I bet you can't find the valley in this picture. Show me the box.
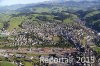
[0,0,100,66]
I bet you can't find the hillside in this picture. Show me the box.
[73,9,100,32]
[84,10,100,32]
[0,0,99,30]
[0,1,100,66]
[0,0,99,47]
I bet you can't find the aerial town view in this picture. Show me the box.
[0,0,100,66]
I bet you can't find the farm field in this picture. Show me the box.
[0,61,16,66]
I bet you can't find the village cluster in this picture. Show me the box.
[0,20,100,66]
[9,21,99,47]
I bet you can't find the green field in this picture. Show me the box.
[8,16,27,31]
[0,61,16,66]
[24,62,33,66]
[93,47,100,53]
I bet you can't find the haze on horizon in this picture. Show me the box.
[0,0,49,6]
[0,0,98,6]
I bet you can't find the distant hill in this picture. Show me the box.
[15,0,100,13]
[0,0,100,32]
[84,10,100,32]
[0,0,99,14]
